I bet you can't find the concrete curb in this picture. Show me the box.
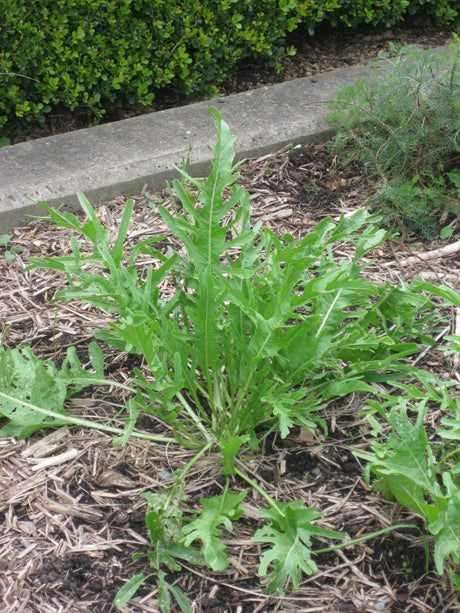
[3,38,452,233]
[0,62,383,233]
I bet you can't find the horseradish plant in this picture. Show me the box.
[1,108,459,609]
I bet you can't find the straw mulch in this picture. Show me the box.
[1,142,459,612]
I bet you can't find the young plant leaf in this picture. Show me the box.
[157,571,192,613]
[182,491,246,570]
[253,501,344,594]
[430,473,460,573]
[114,573,150,607]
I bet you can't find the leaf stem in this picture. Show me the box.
[234,466,285,518]
[313,523,430,571]
[164,441,214,508]
[0,390,176,444]
[176,391,215,443]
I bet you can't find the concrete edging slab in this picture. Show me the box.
[0,53,435,232]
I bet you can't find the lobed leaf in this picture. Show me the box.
[182,490,246,571]
[254,501,344,594]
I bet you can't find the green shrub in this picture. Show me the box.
[406,0,459,25]
[0,0,312,136]
[328,0,459,28]
[327,0,416,28]
[327,40,460,238]
[0,0,458,138]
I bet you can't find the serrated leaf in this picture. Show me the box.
[253,501,344,594]
[360,399,460,573]
[366,404,441,499]
[0,344,113,439]
[219,434,249,475]
[182,491,246,570]
[0,345,69,438]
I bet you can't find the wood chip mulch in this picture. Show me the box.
[1,142,459,612]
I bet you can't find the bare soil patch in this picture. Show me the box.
[1,140,459,612]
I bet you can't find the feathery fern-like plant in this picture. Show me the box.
[327,39,460,238]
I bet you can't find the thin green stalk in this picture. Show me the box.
[164,441,213,508]
[234,466,285,517]
[0,71,43,83]
[176,441,214,481]
[57,375,138,395]
[0,390,176,444]
[313,523,430,572]
[436,446,460,468]
[175,391,215,443]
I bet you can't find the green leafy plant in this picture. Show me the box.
[253,501,343,593]
[0,341,175,444]
[0,233,24,260]
[327,40,460,238]
[1,1,458,138]
[2,107,460,609]
[182,488,246,571]
[357,391,460,576]
[0,0,308,136]
[22,109,450,451]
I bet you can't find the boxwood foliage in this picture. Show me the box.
[0,0,458,137]
[326,0,459,28]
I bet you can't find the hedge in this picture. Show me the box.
[0,0,458,138]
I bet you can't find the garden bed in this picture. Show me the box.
[1,138,459,612]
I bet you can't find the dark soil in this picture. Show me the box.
[19,430,437,613]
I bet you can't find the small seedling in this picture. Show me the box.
[0,234,24,260]
[145,191,165,208]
